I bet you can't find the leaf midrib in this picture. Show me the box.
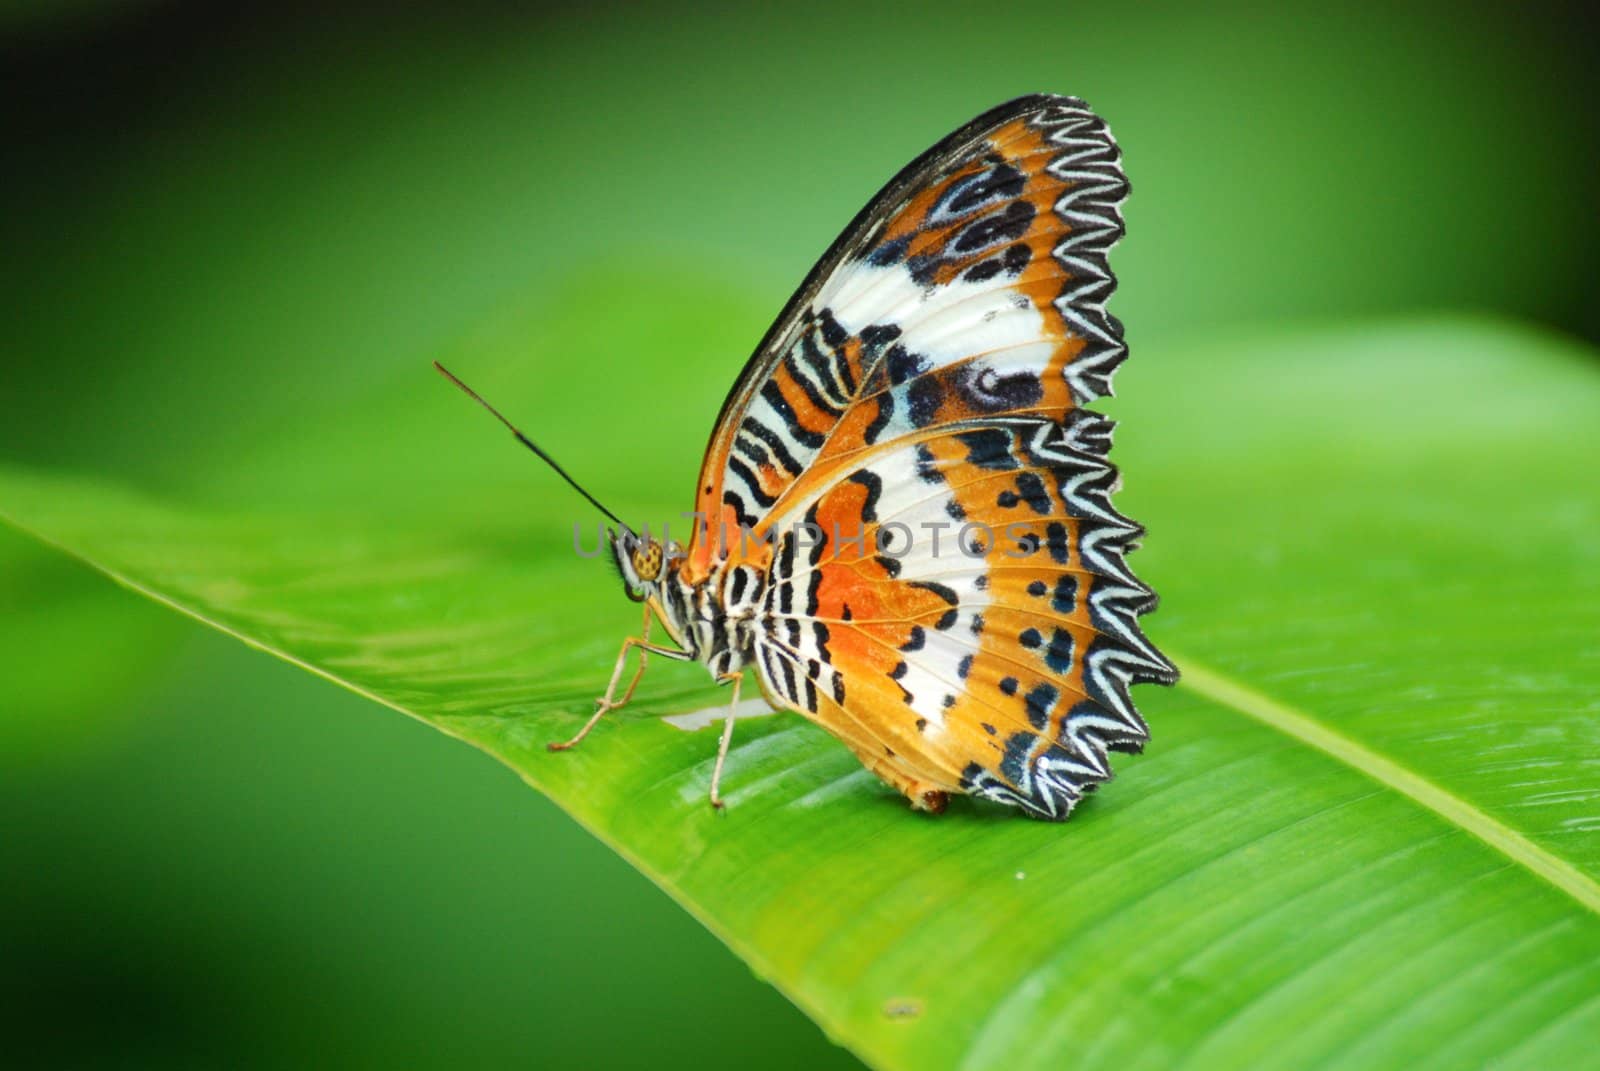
[1174,654,1600,916]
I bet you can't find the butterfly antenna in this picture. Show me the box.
[434,361,626,529]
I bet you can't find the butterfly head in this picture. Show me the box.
[609,526,681,604]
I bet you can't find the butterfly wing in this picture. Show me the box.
[685,94,1129,578]
[752,411,1176,819]
[690,94,1173,817]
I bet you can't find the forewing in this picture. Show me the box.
[686,95,1128,577]
[750,414,1177,820]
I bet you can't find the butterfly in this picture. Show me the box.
[439,94,1177,820]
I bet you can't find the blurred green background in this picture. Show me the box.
[2,1,1595,1066]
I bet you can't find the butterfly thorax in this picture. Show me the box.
[656,559,766,680]
[613,528,763,681]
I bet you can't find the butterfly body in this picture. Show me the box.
[548,94,1176,820]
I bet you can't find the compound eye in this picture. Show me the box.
[631,543,663,581]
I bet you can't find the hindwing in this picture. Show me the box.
[749,414,1175,818]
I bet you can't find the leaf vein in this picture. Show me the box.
[1174,653,1600,916]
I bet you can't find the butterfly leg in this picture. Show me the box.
[548,608,688,752]
[707,672,743,811]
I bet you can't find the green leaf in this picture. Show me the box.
[0,525,184,757]
[3,315,1598,1070]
